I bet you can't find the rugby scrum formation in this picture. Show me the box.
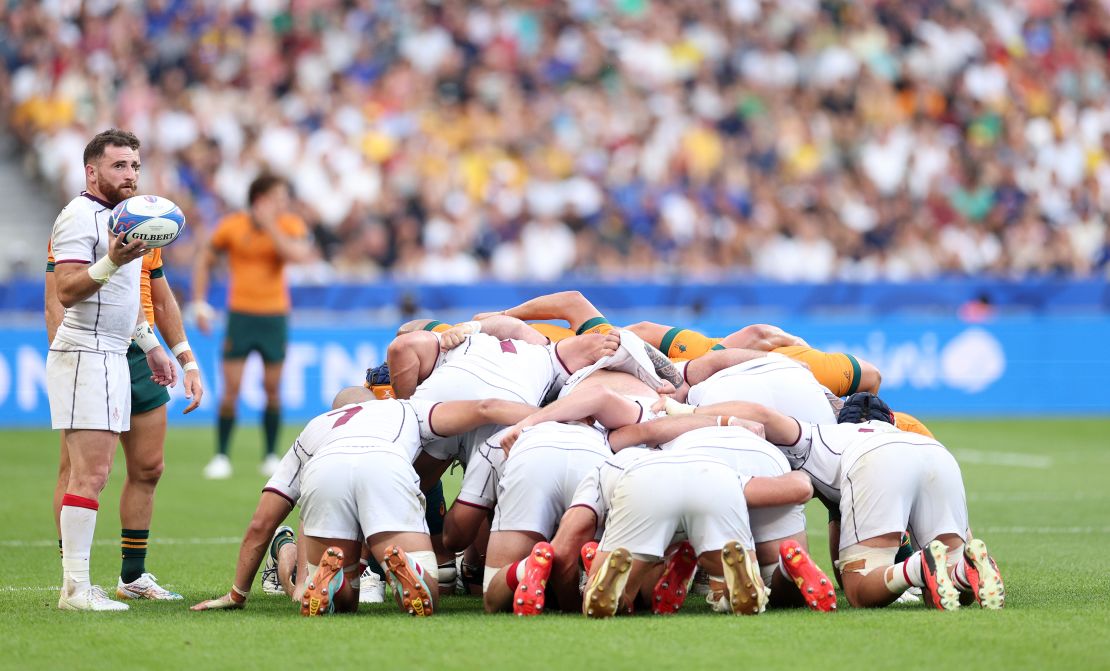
[191,290,1006,618]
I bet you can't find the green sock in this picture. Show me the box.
[894,532,913,564]
[217,415,235,456]
[263,408,281,457]
[121,529,149,583]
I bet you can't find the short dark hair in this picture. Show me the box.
[248,173,288,205]
[83,129,141,166]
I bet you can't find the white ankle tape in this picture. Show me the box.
[408,551,438,584]
[760,563,777,585]
[482,565,501,594]
[836,544,898,576]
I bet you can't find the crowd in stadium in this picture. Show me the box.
[5,0,1110,281]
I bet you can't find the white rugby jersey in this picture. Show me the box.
[686,355,836,424]
[413,333,557,406]
[779,420,940,503]
[50,193,142,353]
[660,425,791,486]
[263,398,437,504]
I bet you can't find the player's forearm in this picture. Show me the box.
[474,400,537,430]
[743,472,813,507]
[506,291,602,331]
[683,348,768,386]
[269,231,313,264]
[234,493,292,594]
[517,386,615,428]
[152,278,195,365]
[44,273,63,344]
[608,414,719,450]
[474,315,549,345]
[693,401,799,445]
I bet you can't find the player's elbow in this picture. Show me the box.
[857,359,882,394]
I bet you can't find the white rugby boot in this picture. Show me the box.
[59,584,129,611]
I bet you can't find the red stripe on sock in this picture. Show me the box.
[902,561,912,586]
[61,494,99,511]
[505,560,522,591]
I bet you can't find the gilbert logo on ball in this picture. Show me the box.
[110,195,186,248]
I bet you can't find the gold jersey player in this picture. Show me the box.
[193,174,312,479]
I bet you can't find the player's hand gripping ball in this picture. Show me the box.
[110,195,186,248]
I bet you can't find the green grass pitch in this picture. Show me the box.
[3,419,1109,670]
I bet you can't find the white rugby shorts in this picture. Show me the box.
[46,345,130,432]
[599,459,753,559]
[839,441,970,551]
[299,450,427,541]
[492,424,609,537]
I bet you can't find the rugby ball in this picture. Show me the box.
[110,195,186,248]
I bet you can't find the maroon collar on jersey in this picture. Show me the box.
[81,191,114,209]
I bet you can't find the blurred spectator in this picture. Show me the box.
[4,0,1110,282]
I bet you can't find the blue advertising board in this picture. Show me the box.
[0,315,1106,427]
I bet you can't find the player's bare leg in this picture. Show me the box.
[369,531,439,616]
[548,507,597,612]
[838,531,959,609]
[623,322,673,350]
[116,405,181,600]
[483,530,547,613]
[53,434,69,546]
[59,429,128,611]
[299,536,361,615]
[719,324,808,351]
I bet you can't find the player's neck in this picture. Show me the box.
[82,184,115,208]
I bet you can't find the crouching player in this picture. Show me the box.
[729,393,1005,610]
[191,387,535,616]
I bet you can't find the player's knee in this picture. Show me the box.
[128,459,165,486]
[72,465,113,495]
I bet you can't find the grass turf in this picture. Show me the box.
[3,419,1109,670]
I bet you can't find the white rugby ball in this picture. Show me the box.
[110,195,186,248]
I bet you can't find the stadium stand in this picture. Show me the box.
[3,0,1110,281]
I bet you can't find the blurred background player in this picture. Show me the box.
[193,174,311,479]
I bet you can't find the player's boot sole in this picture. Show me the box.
[963,538,1005,610]
[779,540,837,612]
[383,545,434,617]
[583,548,632,618]
[922,540,960,611]
[300,547,344,617]
[652,541,698,615]
[722,541,767,615]
[514,542,554,616]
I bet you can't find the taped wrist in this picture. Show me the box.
[664,397,695,415]
[87,256,119,285]
[132,321,160,353]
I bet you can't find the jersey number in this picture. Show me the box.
[327,406,363,428]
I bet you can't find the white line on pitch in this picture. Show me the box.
[968,492,1106,502]
[979,526,1110,534]
[0,536,241,548]
[953,450,1053,469]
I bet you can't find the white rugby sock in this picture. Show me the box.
[60,494,99,595]
[884,552,924,593]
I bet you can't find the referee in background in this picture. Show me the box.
[192,174,312,479]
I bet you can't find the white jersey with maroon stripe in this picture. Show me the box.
[413,333,557,407]
[687,355,836,425]
[263,398,436,504]
[781,419,908,503]
[50,193,142,353]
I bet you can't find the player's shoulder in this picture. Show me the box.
[56,193,108,225]
[215,211,249,231]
